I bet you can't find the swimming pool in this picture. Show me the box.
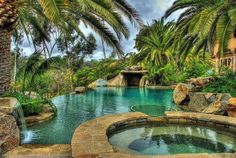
[25,87,175,144]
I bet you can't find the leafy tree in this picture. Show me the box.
[165,0,236,60]
[16,52,61,94]
[0,0,143,95]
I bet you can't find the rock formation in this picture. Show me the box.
[173,77,232,115]
[0,98,20,154]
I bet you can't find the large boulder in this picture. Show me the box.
[188,93,209,112]
[88,79,107,89]
[187,93,231,115]
[75,87,86,93]
[0,112,20,154]
[173,83,194,105]
[107,74,127,87]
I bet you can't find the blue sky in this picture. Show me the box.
[15,0,181,59]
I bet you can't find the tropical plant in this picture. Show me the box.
[202,70,236,96]
[74,58,128,86]
[16,52,61,94]
[165,0,236,60]
[0,0,143,95]
[133,19,176,67]
[132,18,214,85]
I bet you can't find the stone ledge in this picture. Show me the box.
[165,112,236,126]
[25,112,55,126]
[71,112,236,158]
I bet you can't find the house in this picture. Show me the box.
[213,37,236,73]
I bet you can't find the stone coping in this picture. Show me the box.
[165,112,236,127]
[25,112,55,126]
[72,112,236,158]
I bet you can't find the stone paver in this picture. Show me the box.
[3,144,71,158]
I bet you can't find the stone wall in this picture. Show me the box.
[0,98,20,155]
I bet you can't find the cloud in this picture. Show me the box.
[156,0,175,12]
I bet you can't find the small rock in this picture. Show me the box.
[75,87,86,93]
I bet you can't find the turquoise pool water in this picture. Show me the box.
[25,87,175,144]
[109,124,236,155]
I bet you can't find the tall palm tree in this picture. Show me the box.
[165,0,236,59]
[0,0,143,95]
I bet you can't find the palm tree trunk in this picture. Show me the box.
[0,30,12,95]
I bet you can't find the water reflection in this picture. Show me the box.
[109,124,236,155]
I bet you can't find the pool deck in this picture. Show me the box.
[3,144,71,158]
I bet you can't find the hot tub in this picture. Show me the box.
[109,124,236,155]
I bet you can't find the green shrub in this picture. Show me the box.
[21,102,43,117]
[3,92,56,117]
[202,71,236,96]
[74,59,128,86]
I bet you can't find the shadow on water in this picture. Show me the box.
[128,134,235,154]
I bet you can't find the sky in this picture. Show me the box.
[15,0,181,59]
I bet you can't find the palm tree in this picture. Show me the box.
[0,0,143,95]
[133,19,176,68]
[165,0,236,59]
